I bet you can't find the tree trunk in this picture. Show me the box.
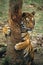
[6,0,23,65]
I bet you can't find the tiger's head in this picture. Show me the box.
[22,11,35,31]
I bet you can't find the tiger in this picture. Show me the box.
[14,11,35,65]
[2,11,35,65]
[2,24,11,38]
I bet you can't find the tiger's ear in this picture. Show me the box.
[22,13,26,17]
[31,11,35,16]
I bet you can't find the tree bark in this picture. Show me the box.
[6,0,23,65]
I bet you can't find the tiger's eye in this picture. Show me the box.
[32,17,34,21]
[26,17,29,21]
[32,17,35,25]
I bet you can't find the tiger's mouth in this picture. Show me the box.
[26,28,33,31]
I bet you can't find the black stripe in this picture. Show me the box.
[22,33,27,39]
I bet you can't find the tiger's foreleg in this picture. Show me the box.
[15,38,30,50]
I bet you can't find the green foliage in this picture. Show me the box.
[2,57,11,65]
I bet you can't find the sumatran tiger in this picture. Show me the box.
[14,11,35,65]
[2,11,35,65]
[2,24,11,38]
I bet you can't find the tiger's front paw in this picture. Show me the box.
[14,44,19,50]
